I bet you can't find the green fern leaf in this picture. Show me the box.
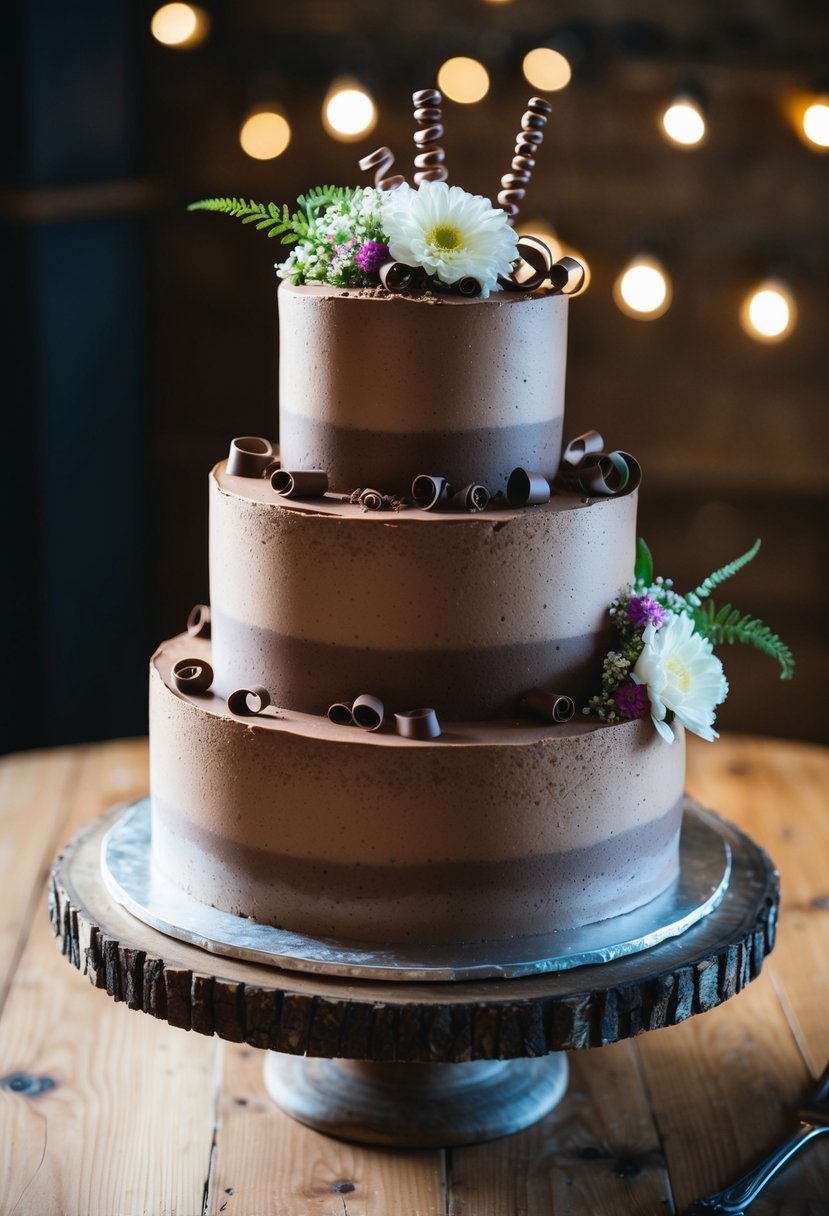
[692,600,794,679]
[634,538,653,586]
[690,539,762,602]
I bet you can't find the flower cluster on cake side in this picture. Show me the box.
[584,538,794,744]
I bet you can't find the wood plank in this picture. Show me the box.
[205,1042,446,1216]
[0,739,221,1216]
[636,971,829,1214]
[449,1041,673,1215]
[687,736,829,1074]
[0,747,80,1009]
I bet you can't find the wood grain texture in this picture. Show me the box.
[206,1042,446,1216]
[0,740,220,1216]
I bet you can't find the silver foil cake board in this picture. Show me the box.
[100,798,732,983]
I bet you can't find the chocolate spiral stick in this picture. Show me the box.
[412,88,448,184]
[498,96,553,223]
[358,145,406,191]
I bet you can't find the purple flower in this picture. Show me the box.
[356,240,390,274]
[628,595,668,630]
[613,681,649,720]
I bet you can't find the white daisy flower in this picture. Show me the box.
[632,613,729,744]
[381,180,519,297]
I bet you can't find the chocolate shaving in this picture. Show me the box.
[226,436,274,478]
[327,702,353,726]
[349,488,408,512]
[186,604,211,639]
[451,483,490,512]
[271,469,329,499]
[412,88,448,184]
[557,433,642,497]
[227,686,271,716]
[379,261,419,293]
[549,255,585,296]
[395,708,441,740]
[506,468,551,507]
[411,474,453,510]
[352,694,384,731]
[522,689,575,723]
[173,659,214,695]
[358,145,406,191]
[498,97,552,223]
[562,430,605,467]
[457,276,482,297]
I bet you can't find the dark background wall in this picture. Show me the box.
[3,0,827,752]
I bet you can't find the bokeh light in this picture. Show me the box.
[661,98,706,146]
[613,255,672,318]
[522,48,572,93]
[802,99,829,148]
[322,81,378,141]
[437,57,490,105]
[150,3,210,48]
[239,111,291,160]
[739,280,797,342]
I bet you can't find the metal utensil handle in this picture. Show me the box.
[691,1122,829,1213]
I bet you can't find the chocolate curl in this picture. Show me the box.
[227,686,271,716]
[358,145,406,191]
[498,97,552,222]
[450,483,490,512]
[358,488,385,511]
[549,255,586,296]
[352,694,384,731]
[506,467,551,507]
[227,436,274,478]
[412,88,448,184]
[508,236,553,291]
[173,658,214,695]
[271,468,329,499]
[522,689,576,723]
[379,260,419,293]
[562,430,605,467]
[187,604,211,639]
[395,708,441,740]
[327,702,353,726]
[577,451,642,497]
[457,276,482,297]
[411,474,453,510]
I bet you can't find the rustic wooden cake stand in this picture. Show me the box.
[49,804,778,1148]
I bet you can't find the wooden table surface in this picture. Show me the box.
[0,735,827,1216]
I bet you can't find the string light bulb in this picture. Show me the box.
[437,57,490,104]
[802,96,829,149]
[660,88,707,147]
[613,254,672,319]
[150,3,210,48]
[322,79,378,141]
[739,279,797,343]
[522,47,572,92]
[239,110,291,161]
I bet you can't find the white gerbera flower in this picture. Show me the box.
[380,180,519,298]
[632,613,729,744]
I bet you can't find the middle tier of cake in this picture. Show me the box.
[209,464,637,720]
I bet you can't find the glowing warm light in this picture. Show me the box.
[322,81,377,141]
[437,57,490,105]
[661,98,706,146]
[522,48,572,93]
[239,111,291,161]
[613,256,671,319]
[150,3,209,48]
[802,99,829,148]
[739,280,797,342]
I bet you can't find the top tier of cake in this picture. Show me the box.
[278,283,568,495]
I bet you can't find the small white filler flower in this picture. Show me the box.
[381,180,519,297]
[633,612,729,744]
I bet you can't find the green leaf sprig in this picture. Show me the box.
[187,186,358,245]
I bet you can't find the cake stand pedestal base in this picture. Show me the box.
[263,1053,569,1147]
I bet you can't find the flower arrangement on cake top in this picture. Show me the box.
[585,539,794,743]
[189,89,584,301]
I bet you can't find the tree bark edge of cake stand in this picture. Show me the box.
[48,806,779,1062]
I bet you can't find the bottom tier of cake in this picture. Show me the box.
[149,635,686,947]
